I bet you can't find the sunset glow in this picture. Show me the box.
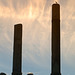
[28,5,39,20]
[29,5,33,19]
[54,0,59,3]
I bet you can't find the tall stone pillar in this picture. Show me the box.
[51,3,61,75]
[12,24,22,75]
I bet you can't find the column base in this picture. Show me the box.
[51,73,61,75]
[12,72,22,75]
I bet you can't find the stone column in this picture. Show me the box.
[12,24,22,75]
[51,3,61,75]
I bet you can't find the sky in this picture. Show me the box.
[0,0,75,75]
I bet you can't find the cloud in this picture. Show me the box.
[0,0,75,74]
[0,1,51,74]
[60,0,75,67]
[22,19,50,68]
